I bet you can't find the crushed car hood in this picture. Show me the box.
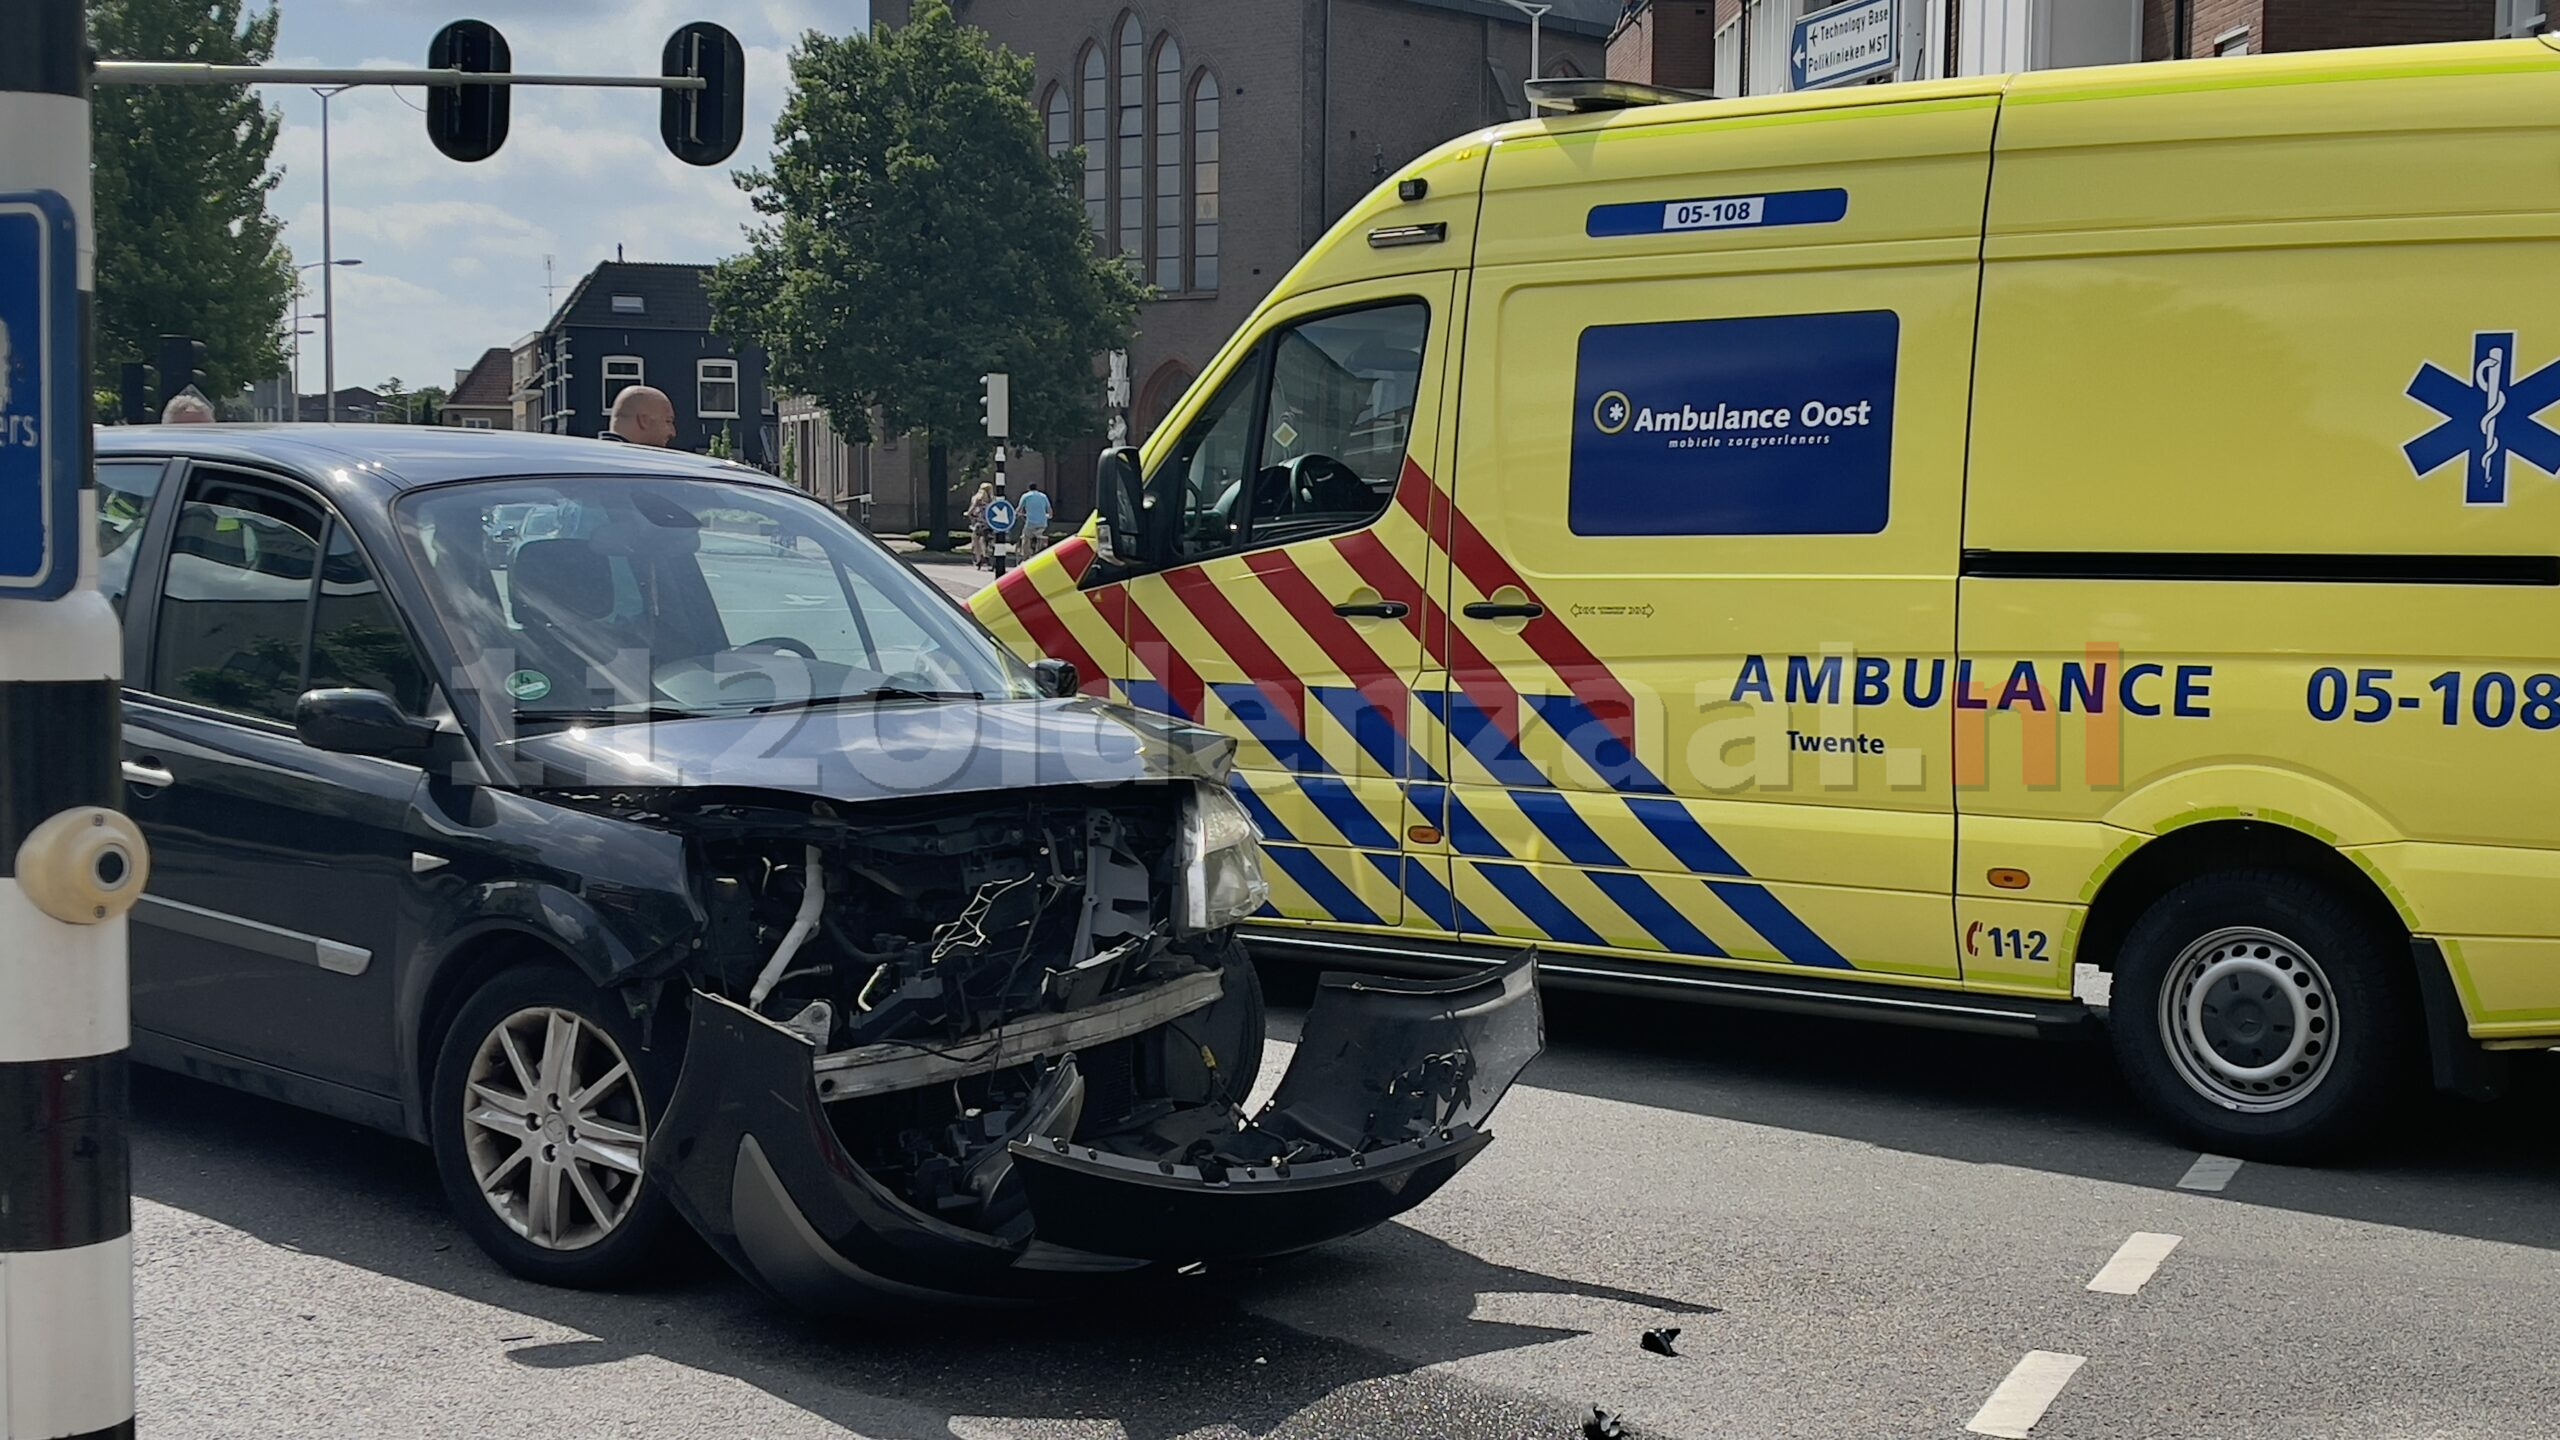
[489,697,1237,800]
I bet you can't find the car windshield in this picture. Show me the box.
[397,476,1030,722]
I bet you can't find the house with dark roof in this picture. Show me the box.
[440,347,515,430]
[532,259,774,464]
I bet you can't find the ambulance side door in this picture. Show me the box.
[1434,91,2001,980]
[1109,274,1460,932]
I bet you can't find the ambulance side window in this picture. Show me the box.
[1161,349,1268,562]
[1153,300,1427,566]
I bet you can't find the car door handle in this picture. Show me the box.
[1461,601,1545,621]
[1332,600,1410,619]
[123,760,174,790]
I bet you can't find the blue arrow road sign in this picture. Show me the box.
[0,191,81,602]
[984,498,1017,534]
[1791,0,1897,91]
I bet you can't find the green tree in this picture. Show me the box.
[709,0,1143,548]
[88,0,295,401]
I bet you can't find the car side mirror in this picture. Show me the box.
[1093,446,1150,568]
[294,688,438,758]
[1030,658,1081,699]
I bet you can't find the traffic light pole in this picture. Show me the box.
[1,2,144,1438]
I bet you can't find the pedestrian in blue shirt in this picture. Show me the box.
[1019,482,1054,555]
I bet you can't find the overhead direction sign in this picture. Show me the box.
[1791,0,1898,91]
[0,190,80,602]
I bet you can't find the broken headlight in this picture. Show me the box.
[1179,781,1270,934]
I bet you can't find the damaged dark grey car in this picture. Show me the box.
[99,428,1542,1310]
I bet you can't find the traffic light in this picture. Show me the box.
[662,22,745,167]
[154,335,206,410]
[119,363,151,425]
[980,372,1011,439]
[427,20,512,163]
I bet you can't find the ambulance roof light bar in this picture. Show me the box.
[1522,77,1716,115]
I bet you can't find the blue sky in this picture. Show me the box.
[264,0,870,395]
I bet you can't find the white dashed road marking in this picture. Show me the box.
[1967,1351,2088,1438]
[2086,1232,2183,1295]
[2176,1153,2243,1192]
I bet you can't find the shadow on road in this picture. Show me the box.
[1257,960,2560,1253]
[130,1064,1706,1440]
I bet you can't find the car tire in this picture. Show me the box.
[2110,870,2416,1162]
[429,964,684,1287]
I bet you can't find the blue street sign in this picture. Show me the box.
[0,190,81,602]
[983,498,1017,534]
[1791,0,1898,91]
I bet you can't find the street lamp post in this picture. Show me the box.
[292,257,358,421]
[315,85,352,421]
[1499,0,1555,81]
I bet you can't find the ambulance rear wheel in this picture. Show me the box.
[2110,871,2416,1162]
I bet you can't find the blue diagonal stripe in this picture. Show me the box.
[1623,795,1747,877]
[1424,690,1551,788]
[1522,692,1669,794]
[1122,678,1179,719]
[1265,844,1385,927]
[1295,776,1398,850]
[1442,794,1509,857]
[1507,788,1623,868]
[1709,880,1852,970]
[1213,682,1326,775]
[1394,855,1486,934]
[1475,863,1607,949]
[1587,870,1727,960]
[1228,776,1295,843]
[1317,684,1407,781]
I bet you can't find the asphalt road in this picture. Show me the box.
[131,964,2560,1440]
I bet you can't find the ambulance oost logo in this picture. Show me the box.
[1593,390,1632,436]
[2406,331,2560,506]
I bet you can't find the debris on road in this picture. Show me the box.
[1640,1327,1681,1357]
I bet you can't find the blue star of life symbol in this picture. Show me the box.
[2406,331,2560,506]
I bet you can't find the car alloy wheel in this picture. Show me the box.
[2156,924,2341,1112]
[459,1006,650,1250]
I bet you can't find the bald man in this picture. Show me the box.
[604,385,677,447]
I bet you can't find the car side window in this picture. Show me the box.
[150,471,429,726]
[1150,301,1427,566]
[309,520,431,715]
[95,459,166,614]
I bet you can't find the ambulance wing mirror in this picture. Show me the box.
[1094,446,1151,568]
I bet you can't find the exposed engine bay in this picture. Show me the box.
[679,784,1266,1234]
[623,778,1543,1303]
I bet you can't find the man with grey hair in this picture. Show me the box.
[603,384,677,447]
[160,388,215,424]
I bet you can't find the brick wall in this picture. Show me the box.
[1607,0,1721,88]
[2145,0,2492,56]
[1608,2,1654,79]
[2268,0,2496,50]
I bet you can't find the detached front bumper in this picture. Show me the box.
[649,952,1542,1312]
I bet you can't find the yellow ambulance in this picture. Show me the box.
[975,37,2560,1157]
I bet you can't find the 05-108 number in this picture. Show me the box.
[1664,196,1765,231]
[2306,666,2560,729]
